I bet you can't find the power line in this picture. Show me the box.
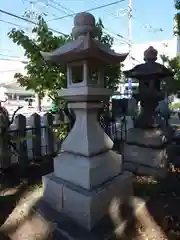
[46,1,138,61]
[47,2,69,15]
[48,0,131,47]
[0,53,25,59]
[104,29,140,63]
[0,8,68,36]
[46,0,128,45]
[1,1,140,63]
[133,16,163,33]
[132,7,163,34]
[48,0,126,21]
[0,19,27,28]
[21,0,58,18]
[2,0,129,48]
[0,69,19,73]
[44,1,130,46]
[0,58,26,62]
[104,27,133,45]
[47,1,140,63]
[51,0,74,14]
[48,0,128,45]
[0,54,28,64]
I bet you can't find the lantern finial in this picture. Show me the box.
[144,46,158,62]
[72,12,96,39]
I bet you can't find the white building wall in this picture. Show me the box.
[113,37,178,71]
[0,60,27,85]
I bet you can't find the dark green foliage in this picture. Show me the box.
[160,54,180,94]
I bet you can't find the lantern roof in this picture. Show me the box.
[124,46,173,79]
[41,12,128,65]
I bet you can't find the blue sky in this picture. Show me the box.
[0,0,176,58]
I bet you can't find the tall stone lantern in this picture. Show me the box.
[123,46,173,177]
[39,12,133,235]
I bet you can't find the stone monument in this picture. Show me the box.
[123,46,173,177]
[36,12,134,238]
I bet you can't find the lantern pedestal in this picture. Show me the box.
[40,96,133,231]
[123,128,168,178]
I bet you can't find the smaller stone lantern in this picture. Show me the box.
[38,12,133,236]
[123,46,173,177]
[124,46,172,128]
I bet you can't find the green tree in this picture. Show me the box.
[158,1,180,95]
[8,16,70,106]
[95,19,124,90]
[8,17,123,105]
[160,54,180,94]
[175,0,180,35]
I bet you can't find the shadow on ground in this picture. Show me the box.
[0,157,53,239]
[132,170,180,239]
[0,157,180,239]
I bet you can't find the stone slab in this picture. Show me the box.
[42,174,63,212]
[54,150,122,190]
[58,87,113,102]
[42,171,133,230]
[126,128,165,147]
[33,196,147,240]
[123,144,167,169]
[123,161,168,178]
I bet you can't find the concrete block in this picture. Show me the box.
[124,144,167,168]
[126,128,164,147]
[123,161,167,178]
[62,171,133,230]
[42,173,63,212]
[54,150,122,190]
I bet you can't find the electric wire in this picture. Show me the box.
[0,9,68,36]
[48,0,126,21]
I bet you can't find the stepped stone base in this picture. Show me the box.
[123,161,167,178]
[41,171,133,231]
[123,128,168,177]
[124,144,167,168]
[33,196,147,240]
[126,128,165,147]
[53,150,122,190]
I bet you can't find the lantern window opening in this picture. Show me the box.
[67,61,84,85]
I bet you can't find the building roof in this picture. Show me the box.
[2,82,34,95]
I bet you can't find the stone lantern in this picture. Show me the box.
[38,12,133,236]
[123,46,173,177]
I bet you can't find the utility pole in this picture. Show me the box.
[128,0,132,53]
[23,0,42,111]
[127,0,133,94]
